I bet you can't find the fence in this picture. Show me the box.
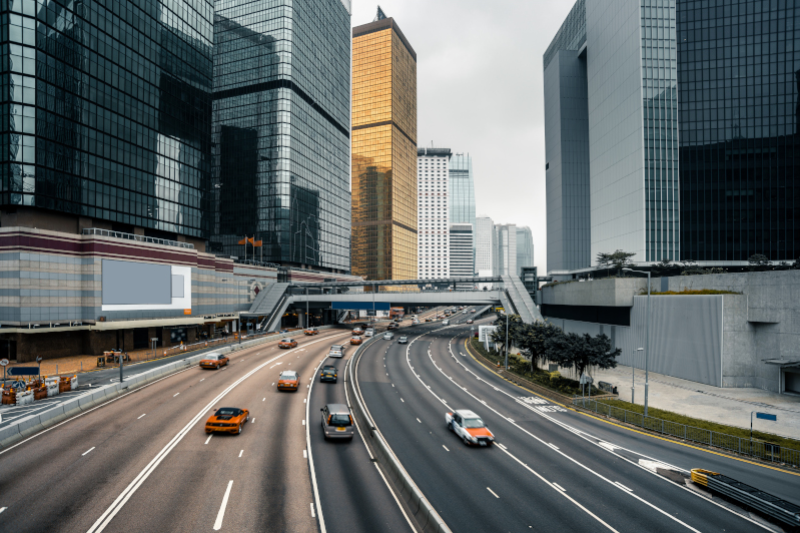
[573,398,800,469]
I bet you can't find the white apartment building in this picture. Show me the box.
[417,148,452,279]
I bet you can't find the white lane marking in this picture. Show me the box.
[304,398,307,403]
[306,354,329,533]
[310,502,316,518]
[239,450,243,458]
[549,443,559,450]
[302,420,306,426]
[272,383,275,386]
[82,447,95,456]
[303,449,308,459]
[263,398,266,401]
[251,419,255,424]
[0,507,5,514]
[442,445,450,452]
[391,384,395,387]
[86,334,348,533]
[173,393,179,397]
[200,379,205,382]
[241,359,244,362]
[487,487,500,498]
[213,480,234,530]
[137,414,146,420]
[416,418,422,423]
[553,483,566,492]
[400,398,405,403]
[616,482,633,492]
[205,435,213,445]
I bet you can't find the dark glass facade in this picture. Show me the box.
[0,0,213,239]
[678,0,799,261]
[210,0,351,272]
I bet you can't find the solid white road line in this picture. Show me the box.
[616,482,633,492]
[496,442,507,450]
[205,435,213,445]
[238,450,243,458]
[173,393,179,397]
[553,483,566,492]
[306,355,329,533]
[82,447,95,456]
[442,445,450,452]
[137,414,146,420]
[549,443,559,450]
[213,480,233,531]
[486,487,500,498]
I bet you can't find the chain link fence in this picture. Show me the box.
[573,398,800,469]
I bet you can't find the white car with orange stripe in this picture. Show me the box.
[445,410,495,446]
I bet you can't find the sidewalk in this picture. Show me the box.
[582,364,800,441]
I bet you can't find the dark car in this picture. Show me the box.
[320,365,338,383]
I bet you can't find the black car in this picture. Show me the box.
[320,365,338,383]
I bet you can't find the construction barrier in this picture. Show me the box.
[16,389,33,406]
[45,378,60,397]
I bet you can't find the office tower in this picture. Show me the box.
[417,148,451,279]
[0,0,213,247]
[475,216,495,278]
[494,224,517,276]
[449,153,476,226]
[545,0,798,270]
[210,0,352,272]
[516,226,534,275]
[351,13,418,280]
[677,0,799,261]
[449,223,475,288]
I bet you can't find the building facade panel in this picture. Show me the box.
[417,148,450,279]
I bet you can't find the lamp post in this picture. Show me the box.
[633,347,643,405]
[504,311,509,371]
[623,268,651,417]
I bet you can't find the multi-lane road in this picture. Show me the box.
[1,310,798,532]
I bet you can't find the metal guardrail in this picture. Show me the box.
[691,469,800,527]
[574,398,800,469]
[82,228,194,249]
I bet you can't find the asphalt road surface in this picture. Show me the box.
[356,315,800,532]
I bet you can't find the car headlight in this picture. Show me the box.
[469,435,478,442]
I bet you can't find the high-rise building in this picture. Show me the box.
[449,223,475,287]
[351,14,417,281]
[449,153,476,227]
[475,216,495,278]
[516,226,534,275]
[1,0,213,248]
[210,0,352,272]
[417,148,451,279]
[545,0,799,272]
[494,224,517,276]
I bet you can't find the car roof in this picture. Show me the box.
[323,364,336,369]
[281,338,293,342]
[454,409,480,418]
[325,403,350,414]
[280,370,298,377]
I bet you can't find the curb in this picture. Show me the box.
[0,327,337,452]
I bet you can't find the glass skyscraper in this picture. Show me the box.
[1,0,213,243]
[678,0,799,261]
[449,153,475,226]
[516,226,534,275]
[210,0,351,272]
[351,16,417,281]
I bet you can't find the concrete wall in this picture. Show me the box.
[542,277,646,307]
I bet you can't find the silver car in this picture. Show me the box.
[321,404,354,440]
[398,336,408,344]
[383,332,394,340]
[328,344,345,358]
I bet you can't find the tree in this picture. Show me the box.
[490,314,523,357]
[748,254,770,271]
[597,249,636,275]
[515,321,562,372]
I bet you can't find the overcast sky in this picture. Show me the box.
[351,0,574,274]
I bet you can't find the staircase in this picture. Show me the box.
[501,275,542,323]
[248,283,290,332]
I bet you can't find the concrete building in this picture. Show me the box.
[494,224,517,277]
[516,226,534,276]
[545,0,800,272]
[475,216,495,278]
[541,270,800,395]
[210,0,352,273]
[449,223,475,287]
[417,148,451,279]
[351,14,418,281]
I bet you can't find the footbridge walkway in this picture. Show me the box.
[242,275,542,332]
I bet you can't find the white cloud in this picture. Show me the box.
[352,0,575,274]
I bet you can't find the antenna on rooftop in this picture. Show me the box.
[375,6,387,21]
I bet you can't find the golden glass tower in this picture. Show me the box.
[351,17,417,281]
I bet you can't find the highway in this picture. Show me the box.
[0,328,367,532]
[356,313,800,532]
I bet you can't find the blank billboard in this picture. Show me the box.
[102,260,171,305]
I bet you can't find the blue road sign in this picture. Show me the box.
[8,367,39,376]
[756,412,777,422]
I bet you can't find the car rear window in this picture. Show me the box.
[281,339,293,343]
[217,408,241,416]
[329,414,351,426]
[280,372,298,379]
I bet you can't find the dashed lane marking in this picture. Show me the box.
[487,487,500,498]
[213,480,233,531]
[239,450,244,458]
[205,435,213,445]
[137,414,146,420]
[442,445,450,452]
[82,447,95,456]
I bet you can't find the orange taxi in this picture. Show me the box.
[350,336,363,346]
[277,370,300,391]
[304,327,319,336]
[199,353,229,370]
[205,407,249,435]
[279,338,298,349]
[353,327,364,335]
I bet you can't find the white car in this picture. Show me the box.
[383,332,394,340]
[446,410,495,447]
[364,328,375,337]
[328,345,345,358]
[442,320,450,326]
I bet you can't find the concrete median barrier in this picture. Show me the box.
[347,336,453,533]
[0,424,21,449]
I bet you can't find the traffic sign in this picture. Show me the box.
[756,412,777,422]
[36,356,42,363]
[8,367,39,376]
[0,359,8,366]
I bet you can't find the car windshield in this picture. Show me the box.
[281,339,293,343]
[330,414,351,426]
[463,418,485,428]
[280,372,298,380]
[216,408,241,416]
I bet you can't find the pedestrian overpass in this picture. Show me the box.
[241,275,541,332]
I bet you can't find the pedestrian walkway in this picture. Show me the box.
[585,364,800,440]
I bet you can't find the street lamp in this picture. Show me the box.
[623,268,651,417]
[504,311,509,371]
[632,347,643,405]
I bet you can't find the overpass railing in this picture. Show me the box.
[574,398,800,468]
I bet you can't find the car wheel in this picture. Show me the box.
[237,424,242,435]
[448,421,453,432]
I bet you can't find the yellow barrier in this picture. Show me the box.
[690,468,718,487]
